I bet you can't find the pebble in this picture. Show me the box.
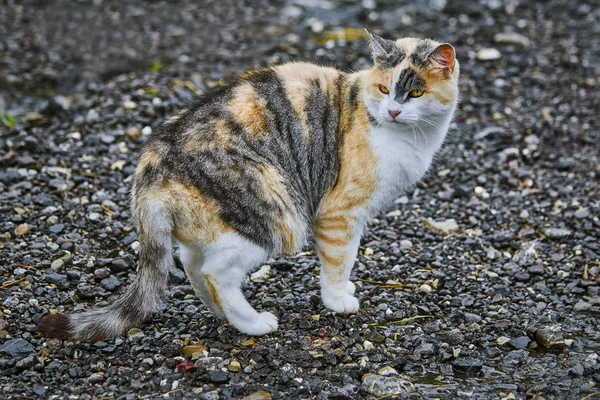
[50,259,64,271]
[241,392,272,400]
[494,32,530,47]
[361,373,412,397]
[377,366,398,376]
[573,301,592,312]
[476,48,502,61]
[127,328,145,339]
[183,344,208,357]
[543,227,572,239]
[399,240,412,249]
[250,265,272,281]
[208,371,229,384]
[228,360,242,372]
[508,336,530,349]
[88,372,105,384]
[100,275,121,291]
[535,326,565,350]
[0,339,34,358]
[363,340,375,350]
[497,336,511,346]
[127,127,143,141]
[14,223,31,236]
[419,284,433,293]
[425,218,459,234]
[15,355,36,369]
[452,359,483,374]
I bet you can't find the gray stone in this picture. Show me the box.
[0,339,34,358]
[361,373,412,397]
[100,275,121,291]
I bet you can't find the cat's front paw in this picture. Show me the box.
[322,291,360,314]
[231,312,279,336]
[346,281,356,296]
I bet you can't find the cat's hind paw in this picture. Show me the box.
[232,312,279,336]
[322,292,360,314]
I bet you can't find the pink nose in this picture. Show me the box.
[388,110,400,119]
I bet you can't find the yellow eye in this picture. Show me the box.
[378,84,389,95]
[409,89,424,98]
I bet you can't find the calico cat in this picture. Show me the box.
[37,31,459,341]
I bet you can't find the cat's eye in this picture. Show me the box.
[378,84,390,95]
[409,89,424,98]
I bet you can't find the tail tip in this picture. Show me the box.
[37,313,73,340]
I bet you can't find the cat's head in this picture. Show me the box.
[363,31,459,130]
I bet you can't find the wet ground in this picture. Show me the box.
[0,0,599,399]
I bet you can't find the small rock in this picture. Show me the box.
[555,157,573,170]
[363,340,375,350]
[508,336,530,349]
[169,265,187,283]
[399,240,412,249]
[15,355,36,369]
[574,301,592,312]
[464,313,482,323]
[183,344,207,357]
[494,32,530,47]
[574,208,589,219]
[15,223,31,236]
[127,328,145,339]
[535,326,565,350]
[208,371,229,384]
[176,360,197,374]
[425,218,459,234]
[452,359,483,374]
[141,357,154,367]
[419,284,433,293]
[228,360,242,372]
[241,392,272,400]
[497,336,511,346]
[250,265,272,281]
[476,48,501,61]
[88,372,105,384]
[100,275,121,291]
[94,268,111,279]
[543,227,572,239]
[127,127,143,141]
[417,343,436,355]
[45,273,67,285]
[377,366,398,376]
[361,373,412,397]
[51,259,64,271]
[0,339,34,358]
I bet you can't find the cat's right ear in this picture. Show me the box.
[365,29,395,65]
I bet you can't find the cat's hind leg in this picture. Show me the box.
[179,245,225,319]
[196,233,278,336]
[314,216,362,314]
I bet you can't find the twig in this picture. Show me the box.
[358,279,408,289]
[580,392,600,400]
[0,278,26,290]
[368,315,432,326]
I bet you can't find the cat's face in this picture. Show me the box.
[363,33,459,131]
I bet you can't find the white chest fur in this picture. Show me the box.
[367,121,449,217]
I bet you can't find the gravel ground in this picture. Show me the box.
[1,0,599,399]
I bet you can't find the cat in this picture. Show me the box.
[37,30,459,341]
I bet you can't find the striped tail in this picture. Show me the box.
[37,201,172,342]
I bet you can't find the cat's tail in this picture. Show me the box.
[37,200,172,342]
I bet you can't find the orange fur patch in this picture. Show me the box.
[204,275,224,312]
[227,83,269,139]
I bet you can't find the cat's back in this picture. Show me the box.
[134,62,349,253]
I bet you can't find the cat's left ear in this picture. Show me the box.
[365,28,396,65]
[428,44,456,77]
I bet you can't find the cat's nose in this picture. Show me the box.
[388,110,400,119]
